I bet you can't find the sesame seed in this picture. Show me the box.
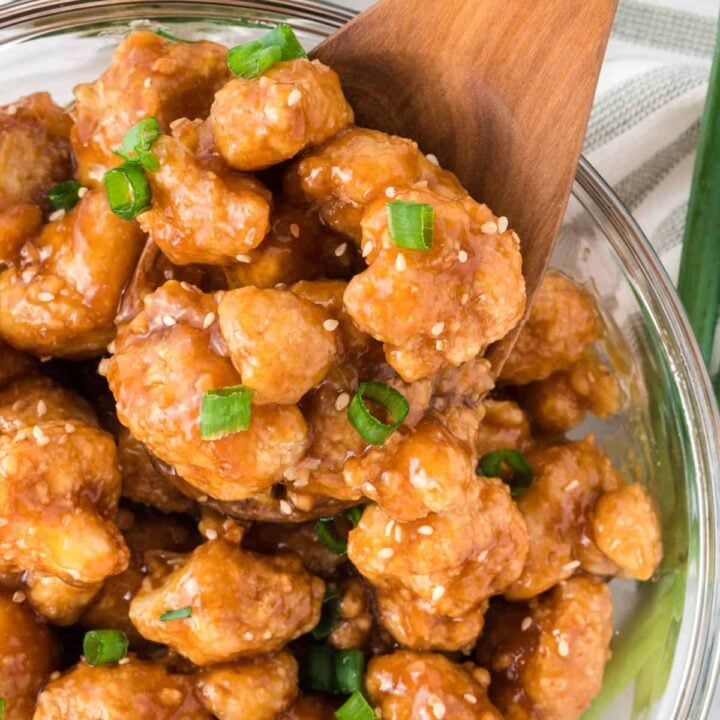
[429,696,446,719]
[417,525,433,536]
[378,547,394,559]
[197,495,209,502]
[563,560,581,573]
[394,525,403,542]
[202,312,216,329]
[384,520,395,537]
[49,209,66,222]
[12,591,25,603]
[289,223,300,238]
[243,631,254,641]
[521,616,533,631]
[331,167,353,183]
[385,186,397,198]
[78,187,88,198]
[362,240,375,258]
[477,549,489,563]
[6,104,17,115]
[144,77,153,88]
[279,499,293,515]
[323,319,339,332]
[497,216,509,233]
[431,586,445,602]
[205,528,218,540]
[335,392,350,411]
[335,242,348,257]
[263,630,273,639]
[118,657,130,665]
[481,221,498,234]
[435,339,445,351]
[287,88,302,106]
[32,425,49,446]
[162,315,177,327]
[558,639,570,657]
[36,400,47,417]
[64,423,75,434]
[426,153,440,166]
[395,253,407,272]
[236,254,252,263]
[564,480,580,492]
[431,321,445,336]
[464,694,477,704]
[13,430,28,443]
[458,250,469,263]
[38,292,55,302]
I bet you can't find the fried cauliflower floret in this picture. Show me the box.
[280,696,336,720]
[72,30,229,185]
[343,416,473,522]
[475,399,532,457]
[0,190,145,358]
[522,353,621,434]
[107,281,308,501]
[366,652,503,720]
[349,478,528,619]
[210,58,353,171]
[505,436,662,600]
[344,188,525,381]
[0,590,59,720]
[129,539,324,665]
[34,658,209,720]
[285,127,465,240]
[500,272,602,385]
[592,483,663,581]
[196,652,298,720]
[478,576,613,720]
[0,93,72,207]
[218,286,338,404]
[137,135,270,266]
[24,572,102,626]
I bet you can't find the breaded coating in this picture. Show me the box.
[366,652,503,720]
[284,127,465,240]
[107,281,308,501]
[129,539,324,665]
[0,93,72,206]
[24,572,101,626]
[433,357,495,404]
[0,590,59,720]
[505,437,654,600]
[0,190,145,358]
[522,353,621,434]
[348,478,528,618]
[218,287,338,404]
[33,658,209,720]
[343,416,474,521]
[592,482,663,580]
[479,576,613,720]
[327,578,374,649]
[501,272,602,385]
[210,58,353,171]
[196,652,298,720]
[0,203,43,264]
[280,696,336,720]
[137,135,271,266]
[344,188,525,381]
[475,399,532,457]
[72,30,229,185]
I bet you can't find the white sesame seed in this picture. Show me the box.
[429,696,446,719]
[458,250,469,263]
[331,167,352,183]
[162,315,177,327]
[431,321,445,336]
[36,400,47,417]
[563,560,581,573]
[236,254,252,263]
[564,480,580,492]
[38,292,55,302]
[394,525,403,542]
[432,586,445,602]
[497,216,509,233]
[558,639,570,657]
[362,240,375,258]
[477,549,489,563]
[197,495,208,502]
[417,525,433,536]
[263,630,273,640]
[49,209,66,222]
[279,499,293,515]
[521,616,533,631]
[323,319,339,332]
[32,425,49,446]
[481,221,498,234]
[385,520,395,537]
[335,243,348,257]
[378,547,394,559]
[64,423,75,434]
[118,657,130,665]
[426,153,440,166]
[435,339,445,351]
[464,694,477,704]
[78,187,88,198]
[12,591,25,603]
[287,88,302,106]
[202,312,216,329]
[243,631,254,641]
[205,528,218,540]
[6,104,17,115]
[289,223,300,238]
[385,186,397,198]
[335,392,350,411]
[395,252,407,272]
[144,77,153,88]
[13,430,28,443]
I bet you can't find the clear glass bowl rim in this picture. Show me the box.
[0,0,719,717]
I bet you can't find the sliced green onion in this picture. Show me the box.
[103,163,152,220]
[83,629,129,666]
[335,691,375,720]
[335,650,365,694]
[155,28,193,43]
[114,117,161,172]
[160,606,192,621]
[315,517,348,555]
[304,645,335,693]
[347,381,409,445]
[200,385,253,440]
[311,588,342,640]
[477,449,533,497]
[345,505,364,527]
[227,23,306,78]
[386,201,435,251]
[47,180,82,211]
[0,698,5,720]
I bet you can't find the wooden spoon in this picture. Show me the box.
[312,0,618,372]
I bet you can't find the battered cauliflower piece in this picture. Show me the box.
[348,478,528,619]
[284,127,466,240]
[500,272,602,385]
[475,399,532,457]
[71,30,229,185]
[24,572,102,626]
[1,203,43,265]
[0,590,59,720]
[0,93,72,206]
[344,188,526,381]
[280,696,336,720]
[478,576,613,720]
[218,286,338,404]
[210,58,353,171]
[343,416,474,521]
[196,652,298,720]
[0,190,145,358]
[592,483,663,581]
[129,539,324,665]
[366,652,503,720]
[522,353,621,434]
[107,281,308,501]
[33,658,209,720]
[137,135,271,266]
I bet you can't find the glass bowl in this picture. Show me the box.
[0,2,718,718]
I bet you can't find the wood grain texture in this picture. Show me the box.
[312,0,618,372]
